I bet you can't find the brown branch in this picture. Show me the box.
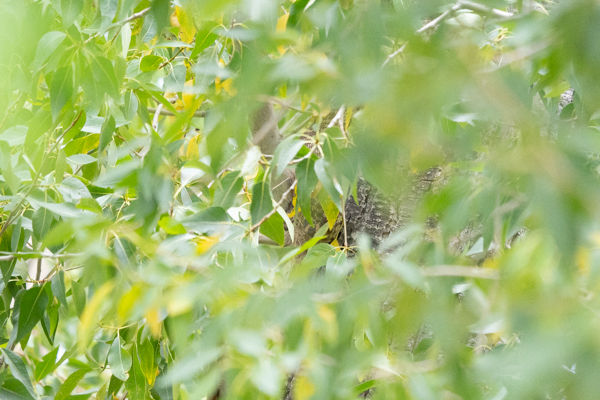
[248,179,298,233]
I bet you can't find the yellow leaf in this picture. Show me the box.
[215,76,222,94]
[78,281,115,354]
[221,78,236,96]
[344,107,353,132]
[186,134,201,160]
[182,79,196,109]
[276,13,289,33]
[331,238,339,247]
[294,375,315,400]
[117,284,142,323]
[176,6,196,43]
[195,235,219,254]
[276,13,290,55]
[301,94,311,111]
[577,247,590,275]
[317,188,339,229]
[170,12,180,28]
[145,308,162,338]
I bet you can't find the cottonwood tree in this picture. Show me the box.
[0,1,598,399]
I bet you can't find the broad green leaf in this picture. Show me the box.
[138,339,158,386]
[295,157,318,226]
[251,180,272,224]
[317,188,339,230]
[272,136,304,177]
[88,54,119,100]
[32,31,67,69]
[35,347,59,381]
[123,90,139,121]
[140,55,163,72]
[151,0,171,37]
[32,207,53,241]
[50,66,73,119]
[158,216,186,235]
[0,226,16,285]
[0,378,34,400]
[15,286,49,344]
[54,368,90,400]
[51,271,68,310]
[314,158,342,210]
[0,141,19,194]
[61,0,84,27]
[261,212,284,246]
[213,172,243,210]
[99,115,116,153]
[100,0,118,23]
[125,344,151,400]
[0,349,35,398]
[71,280,86,318]
[108,335,132,382]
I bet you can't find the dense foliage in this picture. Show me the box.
[1,0,600,399]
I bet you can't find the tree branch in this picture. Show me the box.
[248,179,298,233]
[420,265,499,279]
[382,0,513,67]
[84,7,151,44]
[147,107,207,118]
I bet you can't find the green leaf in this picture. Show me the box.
[314,158,342,210]
[32,31,67,69]
[35,347,59,381]
[125,344,151,400]
[87,54,119,100]
[295,157,318,226]
[261,212,284,246]
[108,335,132,382]
[151,0,171,37]
[140,55,163,72]
[66,152,97,164]
[0,378,35,400]
[15,286,49,344]
[100,115,116,153]
[213,172,243,210]
[32,207,53,242]
[273,136,304,177]
[100,0,119,23]
[123,90,139,121]
[50,66,73,119]
[0,141,20,194]
[251,180,272,224]
[54,368,90,400]
[51,271,68,310]
[71,280,86,318]
[0,349,35,398]
[138,339,158,387]
[61,0,84,27]
[158,216,186,235]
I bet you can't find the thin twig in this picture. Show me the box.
[159,47,185,69]
[248,179,298,233]
[327,106,345,129]
[147,107,207,118]
[382,0,513,68]
[421,265,499,280]
[0,252,84,261]
[84,8,151,44]
[0,112,83,240]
